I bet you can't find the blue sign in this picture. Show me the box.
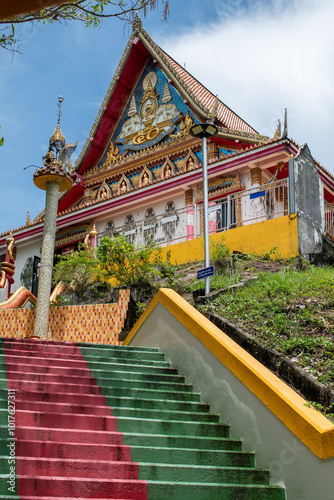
[250,190,266,199]
[197,266,215,280]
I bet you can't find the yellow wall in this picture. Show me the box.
[161,214,299,265]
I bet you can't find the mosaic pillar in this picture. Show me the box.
[33,180,61,339]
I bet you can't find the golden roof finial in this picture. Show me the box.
[49,95,66,156]
[26,211,32,225]
[208,95,219,119]
[132,11,142,33]
[274,119,281,139]
[282,108,288,139]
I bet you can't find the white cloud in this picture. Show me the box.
[162,0,334,169]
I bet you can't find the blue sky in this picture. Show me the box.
[0,0,333,234]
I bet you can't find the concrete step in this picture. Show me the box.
[2,362,185,384]
[0,456,271,484]
[0,338,285,499]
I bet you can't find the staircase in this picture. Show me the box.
[0,337,285,499]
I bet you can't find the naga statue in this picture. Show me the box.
[0,233,16,299]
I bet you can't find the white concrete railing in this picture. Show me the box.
[324,201,334,239]
[97,178,289,248]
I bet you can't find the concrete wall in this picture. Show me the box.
[125,289,334,500]
[289,145,324,256]
[0,289,130,343]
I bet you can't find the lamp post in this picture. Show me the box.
[32,96,76,339]
[190,122,218,295]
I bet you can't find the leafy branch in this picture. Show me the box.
[0,0,170,51]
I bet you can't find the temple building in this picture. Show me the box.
[1,16,334,302]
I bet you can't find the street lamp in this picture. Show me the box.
[190,122,218,295]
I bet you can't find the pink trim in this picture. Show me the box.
[0,141,297,247]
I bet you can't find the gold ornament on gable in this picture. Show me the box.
[140,166,152,187]
[196,174,243,203]
[103,141,123,168]
[170,112,194,139]
[117,174,131,195]
[117,72,183,151]
[55,222,92,249]
[161,159,175,180]
[96,180,111,201]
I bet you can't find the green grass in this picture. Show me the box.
[200,265,334,389]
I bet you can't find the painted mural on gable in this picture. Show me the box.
[74,59,240,210]
[99,59,196,164]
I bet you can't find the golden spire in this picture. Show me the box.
[162,82,172,104]
[49,96,66,155]
[128,95,137,117]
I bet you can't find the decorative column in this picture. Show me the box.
[32,95,76,339]
[33,167,73,339]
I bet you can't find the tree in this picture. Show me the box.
[0,1,169,51]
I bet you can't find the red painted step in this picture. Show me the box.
[17,477,148,499]
[3,339,148,499]
[7,379,101,394]
[16,440,132,461]
[15,409,118,431]
[4,347,89,361]
[5,361,94,377]
[7,370,99,385]
[13,390,107,406]
[17,457,139,478]
[15,426,125,445]
[5,353,88,369]
[3,340,83,355]
[15,400,112,416]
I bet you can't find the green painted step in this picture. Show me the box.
[130,445,255,467]
[116,416,230,438]
[94,376,193,393]
[0,366,186,385]
[77,341,160,352]
[122,432,241,451]
[138,463,271,485]
[109,407,220,423]
[105,395,209,413]
[99,386,202,402]
[1,372,194,394]
[146,481,285,500]
[0,392,210,414]
[0,456,270,486]
[0,339,285,499]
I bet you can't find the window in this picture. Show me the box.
[143,208,157,244]
[124,214,136,244]
[162,201,178,240]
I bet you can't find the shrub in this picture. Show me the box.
[97,235,162,296]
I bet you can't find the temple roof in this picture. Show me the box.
[74,17,262,178]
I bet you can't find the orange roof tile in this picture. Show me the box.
[161,50,257,134]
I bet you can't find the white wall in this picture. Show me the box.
[129,302,334,500]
